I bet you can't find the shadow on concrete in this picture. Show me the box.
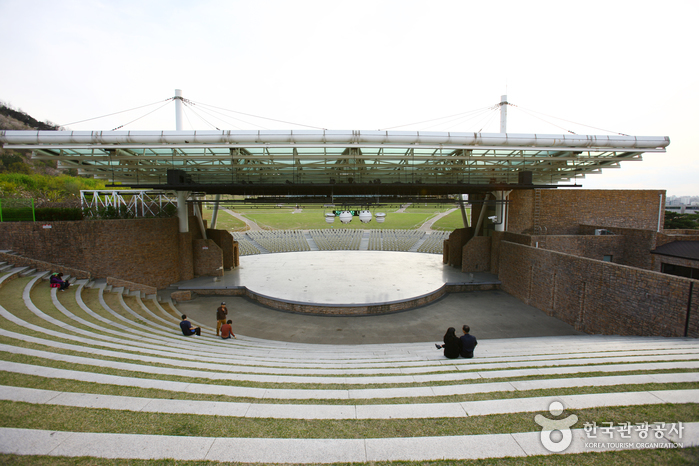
[176,289,585,345]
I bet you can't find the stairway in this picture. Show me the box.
[0,264,696,463]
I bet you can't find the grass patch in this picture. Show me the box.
[2,370,698,405]
[1,400,697,439]
[236,208,444,230]
[201,207,248,231]
[0,347,698,394]
[432,208,471,231]
[2,447,698,466]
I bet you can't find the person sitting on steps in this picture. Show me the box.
[180,314,201,336]
[459,324,478,358]
[220,319,236,340]
[49,273,70,291]
[435,327,462,359]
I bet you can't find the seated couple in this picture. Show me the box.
[436,325,477,359]
[49,273,70,291]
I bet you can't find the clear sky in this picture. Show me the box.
[1,0,697,196]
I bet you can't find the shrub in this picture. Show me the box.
[35,207,82,221]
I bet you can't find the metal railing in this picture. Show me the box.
[80,190,177,218]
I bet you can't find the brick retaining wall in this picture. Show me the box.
[539,235,626,264]
[106,277,157,295]
[508,189,665,235]
[499,241,698,337]
[461,236,491,272]
[0,217,225,289]
[0,251,90,279]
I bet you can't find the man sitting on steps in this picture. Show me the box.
[180,314,201,336]
[460,324,478,358]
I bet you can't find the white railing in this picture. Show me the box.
[80,190,178,218]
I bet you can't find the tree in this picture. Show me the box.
[665,211,699,229]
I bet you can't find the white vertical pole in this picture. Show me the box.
[459,194,470,228]
[493,190,512,232]
[175,89,183,131]
[193,196,207,240]
[211,194,221,229]
[177,190,189,233]
[499,94,507,133]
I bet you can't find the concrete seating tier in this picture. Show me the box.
[0,265,697,463]
[234,230,447,255]
[309,229,363,251]
[245,230,311,253]
[417,230,450,253]
[232,232,262,255]
[368,229,425,251]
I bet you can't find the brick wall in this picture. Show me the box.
[541,235,626,263]
[490,231,504,273]
[106,277,157,295]
[507,190,535,233]
[499,241,697,337]
[0,217,227,289]
[461,236,491,272]
[444,228,472,267]
[689,283,699,338]
[192,239,224,277]
[507,189,665,235]
[579,224,656,269]
[178,231,194,283]
[541,190,664,234]
[206,229,238,269]
[651,254,699,274]
[0,251,90,279]
[656,231,699,248]
[496,231,625,265]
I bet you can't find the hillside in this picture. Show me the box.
[0,102,61,176]
[0,102,104,203]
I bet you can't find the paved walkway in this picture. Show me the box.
[0,268,697,463]
[177,290,586,345]
[419,207,459,231]
[2,423,696,462]
[1,384,696,419]
[223,208,263,231]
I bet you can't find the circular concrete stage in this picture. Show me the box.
[175,251,500,315]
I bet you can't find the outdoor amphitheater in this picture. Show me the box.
[0,126,697,464]
[1,224,698,464]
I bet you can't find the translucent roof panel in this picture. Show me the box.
[0,129,669,195]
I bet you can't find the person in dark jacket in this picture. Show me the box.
[435,327,462,359]
[180,314,201,336]
[50,273,70,291]
[459,325,478,358]
[216,302,228,336]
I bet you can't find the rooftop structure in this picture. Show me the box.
[0,129,670,197]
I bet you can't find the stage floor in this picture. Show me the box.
[174,251,498,307]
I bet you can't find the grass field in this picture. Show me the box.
[203,203,470,231]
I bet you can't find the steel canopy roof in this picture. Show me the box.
[0,129,670,196]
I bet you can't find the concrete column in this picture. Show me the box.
[499,95,508,133]
[175,89,183,131]
[177,190,189,233]
[193,196,208,240]
[459,194,470,228]
[473,194,490,236]
[210,194,221,229]
[492,190,512,232]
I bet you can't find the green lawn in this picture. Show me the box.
[432,208,470,231]
[198,200,464,231]
[201,207,248,231]
[230,207,445,230]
